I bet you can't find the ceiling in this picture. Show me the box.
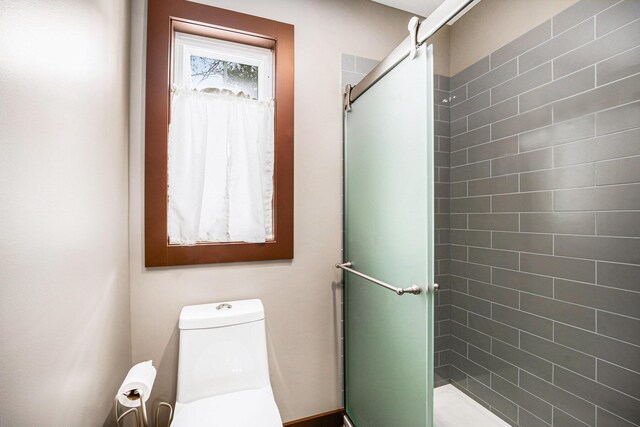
[370,0,446,18]
[371,0,481,24]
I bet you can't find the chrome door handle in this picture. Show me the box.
[335,261,421,296]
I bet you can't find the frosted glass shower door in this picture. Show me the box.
[343,44,435,427]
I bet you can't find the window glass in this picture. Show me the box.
[174,32,272,101]
[190,55,259,98]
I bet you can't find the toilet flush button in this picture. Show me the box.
[216,303,232,311]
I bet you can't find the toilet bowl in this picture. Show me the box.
[171,299,282,427]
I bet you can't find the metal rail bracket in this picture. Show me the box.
[408,16,420,60]
[344,84,353,112]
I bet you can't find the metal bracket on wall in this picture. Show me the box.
[408,16,420,60]
[344,84,353,112]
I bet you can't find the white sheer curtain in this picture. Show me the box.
[168,89,274,244]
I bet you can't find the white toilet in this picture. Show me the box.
[171,299,282,426]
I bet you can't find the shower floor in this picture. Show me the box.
[434,384,511,427]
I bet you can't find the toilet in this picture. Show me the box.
[171,299,282,426]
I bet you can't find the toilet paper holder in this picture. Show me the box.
[113,389,173,427]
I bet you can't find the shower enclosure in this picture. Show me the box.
[341,0,640,426]
[341,43,435,427]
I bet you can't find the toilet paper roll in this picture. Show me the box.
[117,360,157,408]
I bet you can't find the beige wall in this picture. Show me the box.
[128,0,414,422]
[449,0,580,75]
[429,24,451,77]
[0,1,132,426]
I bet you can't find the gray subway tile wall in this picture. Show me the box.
[444,1,640,426]
[433,72,452,387]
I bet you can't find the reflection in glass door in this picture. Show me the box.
[342,44,435,427]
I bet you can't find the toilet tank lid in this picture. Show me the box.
[179,299,265,330]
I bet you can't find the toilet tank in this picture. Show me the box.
[176,299,271,404]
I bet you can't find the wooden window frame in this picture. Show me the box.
[145,0,294,267]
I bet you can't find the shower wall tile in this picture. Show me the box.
[552,72,640,123]
[597,407,639,427]
[596,359,640,400]
[450,291,491,318]
[449,342,491,379]
[492,231,553,254]
[519,114,595,152]
[554,323,640,373]
[467,376,519,422]
[491,21,551,69]
[596,100,640,135]
[450,276,468,293]
[597,311,640,346]
[520,331,596,378]
[491,267,554,297]
[451,90,490,121]
[597,211,640,237]
[450,260,491,283]
[444,5,640,425]
[519,293,596,330]
[494,341,553,383]
[596,0,640,37]
[468,279,519,308]
[492,191,553,212]
[449,213,467,229]
[519,370,595,426]
[597,261,640,292]
[554,278,640,318]
[492,374,553,424]
[491,305,553,341]
[434,73,452,381]
[554,129,640,167]
[451,160,490,182]
[468,175,518,196]
[468,312,519,346]
[451,196,491,213]
[451,117,467,136]
[468,213,519,231]
[492,63,552,105]
[438,75,451,91]
[519,163,595,191]
[451,125,490,150]
[520,253,595,283]
[554,184,640,211]
[518,18,594,73]
[596,102,640,135]
[450,229,491,247]
[597,45,640,85]
[519,65,595,113]
[450,149,467,167]
[554,235,640,264]
[468,60,517,97]
[491,105,553,140]
[468,135,519,163]
[468,97,518,130]
[451,56,490,90]
[554,366,640,424]
[552,0,618,35]
[520,212,595,235]
[553,18,640,79]
[468,247,519,270]
[552,408,591,427]
[450,84,467,105]
[468,345,519,384]
[520,409,553,427]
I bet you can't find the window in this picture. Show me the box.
[145,1,294,267]
[173,32,273,100]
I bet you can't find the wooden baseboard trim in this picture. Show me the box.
[283,408,345,427]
